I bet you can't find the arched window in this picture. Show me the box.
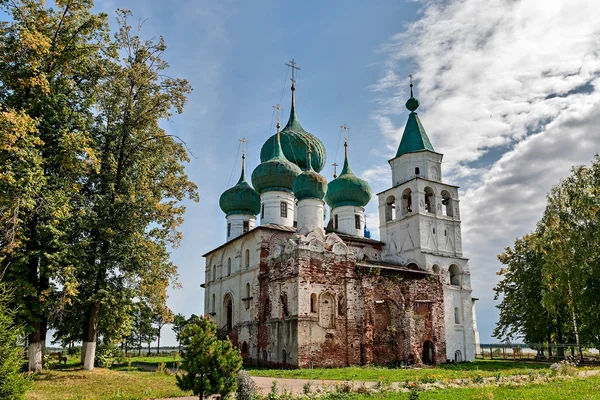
[415,167,420,175]
[441,190,453,217]
[402,188,413,215]
[424,187,435,213]
[245,249,250,268]
[282,350,287,364]
[241,342,249,357]
[310,293,317,313]
[227,258,231,276]
[245,283,251,310]
[454,307,460,324]
[334,214,339,230]
[212,293,216,314]
[449,264,461,286]
[338,296,345,316]
[212,265,216,281]
[432,264,441,274]
[319,293,335,328]
[262,350,267,362]
[385,195,396,222]
[455,350,462,362]
[224,295,233,332]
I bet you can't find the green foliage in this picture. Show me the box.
[0,285,31,399]
[176,316,242,400]
[95,343,123,368]
[494,155,600,355]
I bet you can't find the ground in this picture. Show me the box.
[26,357,600,400]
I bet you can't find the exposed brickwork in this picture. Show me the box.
[216,229,447,369]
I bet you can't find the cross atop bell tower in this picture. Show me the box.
[285,59,301,90]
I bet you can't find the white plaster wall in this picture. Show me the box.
[260,191,295,226]
[296,198,324,235]
[226,214,256,242]
[204,231,262,332]
[333,205,364,237]
[389,151,443,186]
[442,277,475,362]
[472,299,481,354]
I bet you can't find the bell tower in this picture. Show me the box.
[377,78,476,362]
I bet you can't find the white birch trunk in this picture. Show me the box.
[28,342,43,372]
[82,341,96,371]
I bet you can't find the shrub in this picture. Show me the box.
[176,316,242,400]
[95,343,122,368]
[237,370,258,400]
[0,285,31,400]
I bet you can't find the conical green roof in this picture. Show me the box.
[293,148,327,201]
[219,158,261,216]
[325,145,371,209]
[260,90,326,172]
[395,90,435,158]
[252,128,302,194]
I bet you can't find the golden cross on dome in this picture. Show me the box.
[285,59,301,88]
[332,162,338,179]
[273,104,282,130]
[239,138,247,159]
[340,124,350,146]
[409,74,414,97]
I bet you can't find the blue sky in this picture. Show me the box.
[24,0,600,347]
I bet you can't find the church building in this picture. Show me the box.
[202,65,479,367]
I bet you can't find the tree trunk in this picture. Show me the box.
[157,327,161,354]
[82,300,101,370]
[28,324,43,372]
[567,281,584,360]
[556,315,565,359]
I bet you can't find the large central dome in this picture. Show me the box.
[260,90,326,172]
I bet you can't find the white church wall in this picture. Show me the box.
[333,205,365,237]
[260,191,295,226]
[389,151,443,186]
[296,198,324,235]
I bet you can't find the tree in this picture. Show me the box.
[76,9,197,370]
[153,305,174,355]
[0,285,31,399]
[131,302,155,357]
[172,313,187,353]
[0,0,110,371]
[176,316,242,400]
[494,155,600,359]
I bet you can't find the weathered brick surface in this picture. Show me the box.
[215,229,447,368]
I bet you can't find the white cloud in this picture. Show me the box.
[371,0,600,341]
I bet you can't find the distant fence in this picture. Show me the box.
[477,343,600,362]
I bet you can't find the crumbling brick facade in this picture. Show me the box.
[203,225,447,368]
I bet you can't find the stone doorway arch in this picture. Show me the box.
[422,340,434,364]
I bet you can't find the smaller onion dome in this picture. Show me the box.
[325,143,372,209]
[292,145,327,201]
[219,156,260,216]
[364,222,371,239]
[252,126,302,194]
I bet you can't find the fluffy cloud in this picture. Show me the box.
[371,0,600,341]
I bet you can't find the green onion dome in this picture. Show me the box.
[325,145,371,208]
[252,129,302,194]
[219,157,261,216]
[260,91,326,172]
[292,149,327,201]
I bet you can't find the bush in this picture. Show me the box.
[0,285,31,400]
[95,343,122,368]
[176,316,242,400]
[237,370,258,400]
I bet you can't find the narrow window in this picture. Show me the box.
[212,293,216,314]
[280,201,287,218]
[441,190,453,217]
[386,196,396,221]
[433,228,436,235]
[450,264,461,286]
[282,350,287,364]
[243,220,249,233]
[334,214,338,229]
[212,265,216,281]
[227,258,231,276]
[227,223,231,237]
[355,214,361,230]
[444,229,447,236]
[245,283,251,310]
[424,187,434,213]
[454,307,460,324]
[261,204,265,219]
[310,293,317,313]
[245,249,250,268]
[262,350,267,362]
[402,188,413,215]
[415,167,420,175]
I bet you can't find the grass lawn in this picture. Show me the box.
[320,374,600,399]
[247,360,587,382]
[27,366,190,400]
